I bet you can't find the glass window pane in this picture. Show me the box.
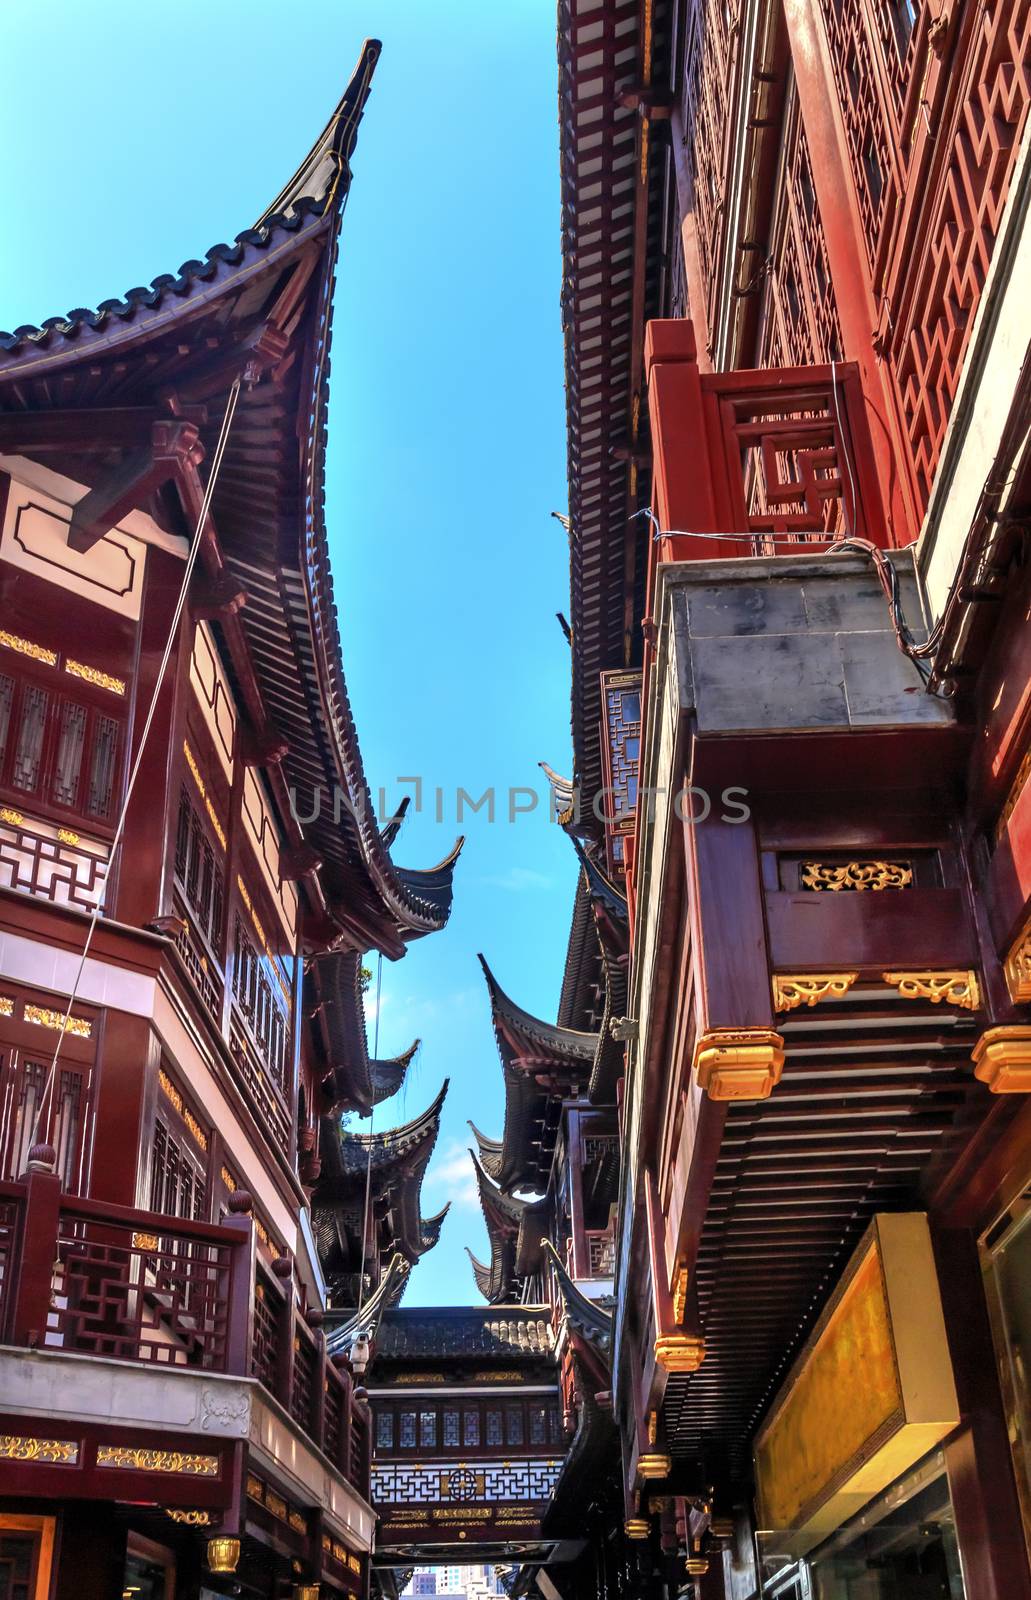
[13,684,48,792]
[463,1410,480,1447]
[486,1409,503,1446]
[0,674,13,768]
[506,1406,524,1446]
[400,1412,416,1448]
[86,714,118,818]
[530,1406,547,1445]
[420,1412,437,1448]
[51,699,87,808]
[443,1410,459,1447]
[376,1411,394,1450]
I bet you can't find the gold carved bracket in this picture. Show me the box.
[882,970,981,1009]
[773,973,858,1013]
[972,1026,1031,1093]
[654,1333,705,1373]
[693,1028,784,1101]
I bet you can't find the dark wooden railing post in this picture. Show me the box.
[8,1163,61,1349]
[309,1311,326,1451]
[223,1191,256,1377]
[274,1263,296,1411]
[335,1361,354,1480]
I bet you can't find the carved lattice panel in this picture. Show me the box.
[0,811,108,912]
[371,1457,563,1507]
[890,0,1031,515]
[818,0,915,266]
[49,1211,234,1368]
[758,97,844,368]
[679,0,739,329]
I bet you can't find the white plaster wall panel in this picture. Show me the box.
[189,622,237,781]
[0,1348,254,1438]
[241,766,298,945]
[1,471,149,620]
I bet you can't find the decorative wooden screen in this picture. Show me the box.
[0,1051,91,1193]
[599,672,642,880]
[758,93,844,369]
[0,665,121,827]
[172,784,225,1020]
[678,0,740,339]
[885,0,1031,515]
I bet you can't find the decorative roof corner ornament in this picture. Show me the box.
[610,1015,638,1041]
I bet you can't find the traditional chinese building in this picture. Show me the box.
[0,41,461,1600]
[553,0,1031,1597]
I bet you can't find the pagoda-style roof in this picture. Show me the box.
[310,949,420,1114]
[325,1250,412,1356]
[372,1305,555,1363]
[558,5,670,811]
[312,1081,449,1291]
[479,956,598,1193]
[555,839,630,1103]
[467,1152,547,1304]
[468,1121,504,1183]
[0,41,461,959]
[544,1240,612,1357]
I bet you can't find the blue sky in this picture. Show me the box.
[0,2,574,1303]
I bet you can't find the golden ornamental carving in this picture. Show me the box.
[183,1108,208,1152]
[1003,917,1031,1004]
[220,1165,237,1191]
[800,860,912,892]
[246,1472,264,1502]
[56,828,80,846]
[997,747,1031,841]
[159,1068,183,1114]
[693,1028,785,1101]
[166,1510,213,1526]
[882,970,981,1010]
[0,1434,78,1464]
[65,659,126,696]
[0,808,24,827]
[637,1451,672,1481]
[132,1231,160,1252]
[0,629,57,666]
[672,1267,689,1324]
[24,1003,92,1039]
[772,973,858,1013]
[183,740,228,850]
[625,1517,651,1540]
[96,1444,218,1476]
[972,1027,1031,1094]
[654,1333,706,1373]
[0,996,13,1017]
[684,1557,710,1576]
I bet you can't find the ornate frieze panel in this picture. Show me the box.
[773,974,859,1012]
[0,809,109,912]
[371,1457,562,1507]
[881,969,980,1008]
[800,861,913,891]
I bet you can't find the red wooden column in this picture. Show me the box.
[89,1011,157,1207]
[644,320,736,557]
[780,0,915,546]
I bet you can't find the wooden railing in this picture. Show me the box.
[645,318,891,566]
[0,1168,369,1497]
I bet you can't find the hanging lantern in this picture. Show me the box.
[206,1536,241,1573]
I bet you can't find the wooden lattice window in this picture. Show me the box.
[0,666,121,827]
[149,1070,209,1222]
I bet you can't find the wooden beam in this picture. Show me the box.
[0,404,207,454]
[68,419,203,552]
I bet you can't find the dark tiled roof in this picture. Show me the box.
[313,950,420,1113]
[0,42,462,958]
[375,1306,555,1361]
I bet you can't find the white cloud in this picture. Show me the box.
[424,1139,481,1212]
[479,865,552,892]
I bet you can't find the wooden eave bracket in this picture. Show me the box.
[68,418,204,552]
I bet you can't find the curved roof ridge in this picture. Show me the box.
[477,953,597,1061]
[542,1238,613,1352]
[343,1078,449,1152]
[325,1249,410,1352]
[470,1148,528,1227]
[256,39,382,226]
[570,835,628,920]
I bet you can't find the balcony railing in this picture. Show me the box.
[0,1167,369,1496]
[645,319,891,566]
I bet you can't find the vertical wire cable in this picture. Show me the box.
[356,949,384,1314]
[29,376,244,1148]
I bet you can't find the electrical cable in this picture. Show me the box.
[28,376,244,1151]
[355,949,384,1319]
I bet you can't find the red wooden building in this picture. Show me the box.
[0,43,461,1600]
[548,0,1031,1596]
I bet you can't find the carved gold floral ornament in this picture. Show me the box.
[693,1028,784,1100]
[882,970,981,1009]
[800,861,912,892]
[772,973,858,1012]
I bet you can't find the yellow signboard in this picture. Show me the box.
[754,1213,959,1549]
